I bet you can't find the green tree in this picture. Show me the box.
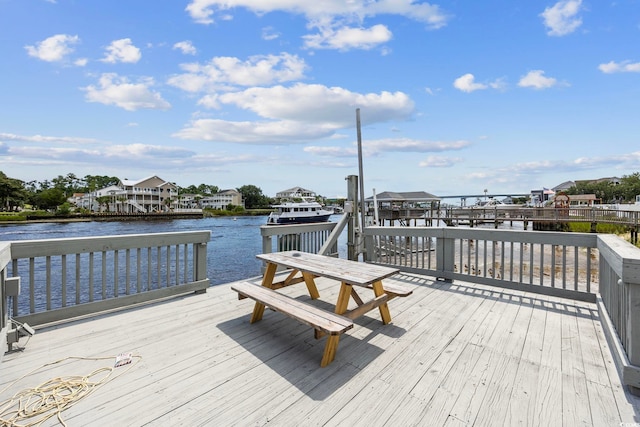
[95,196,111,212]
[82,175,119,192]
[0,171,26,211]
[180,183,219,196]
[620,173,640,202]
[34,188,67,211]
[237,185,271,209]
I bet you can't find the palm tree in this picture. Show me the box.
[117,196,128,213]
[95,196,111,212]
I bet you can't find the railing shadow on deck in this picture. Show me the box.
[391,272,598,321]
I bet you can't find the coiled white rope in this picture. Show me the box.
[0,354,141,427]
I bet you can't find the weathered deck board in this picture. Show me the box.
[1,272,639,427]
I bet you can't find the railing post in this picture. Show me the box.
[194,242,208,293]
[436,232,454,282]
[625,281,640,370]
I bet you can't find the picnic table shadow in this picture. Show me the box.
[217,296,407,401]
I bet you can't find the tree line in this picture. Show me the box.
[564,173,640,203]
[5,170,640,213]
[0,171,274,212]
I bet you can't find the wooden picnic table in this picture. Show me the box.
[232,251,411,366]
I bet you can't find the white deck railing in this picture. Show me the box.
[3,231,210,328]
[1,242,11,362]
[260,222,339,258]
[363,225,640,392]
[364,227,599,301]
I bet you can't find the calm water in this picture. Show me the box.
[0,216,273,286]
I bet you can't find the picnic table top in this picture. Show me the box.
[256,251,399,287]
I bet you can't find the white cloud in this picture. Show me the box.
[0,132,98,144]
[185,1,449,52]
[418,155,463,167]
[540,0,583,36]
[305,138,470,159]
[173,41,197,55]
[217,83,414,126]
[167,53,308,92]
[83,73,171,111]
[303,24,393,51]
[517,70,558,89]
[1,139,263,171]
[172,119,335,143]
[25,34,79,62]
[304,146,357,157]
[598,60,640,74]
[365,138,470,154]
[262,26,280,41]
[453,74,487,93]
[101,38,141,64]
[186,0,449,27]
[174,84,414,143]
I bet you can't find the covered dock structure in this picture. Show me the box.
[365,191,441,226]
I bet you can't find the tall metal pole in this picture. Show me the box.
[356,108,366,253]
[346,175,358,261]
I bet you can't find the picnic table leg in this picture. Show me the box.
[372,280,392,324]
[335,282,352,315]
[321,335,341,367]
[261,263,278,288]
[251,262,279,323]
[302,271,320,299]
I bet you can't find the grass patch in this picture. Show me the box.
[567,222,629,234]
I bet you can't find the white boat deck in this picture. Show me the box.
[2,272,640,426]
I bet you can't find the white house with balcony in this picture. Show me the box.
[116,176,178,213]
[72,176,179,213]
[200,189,244,210]
[275,186,318,202]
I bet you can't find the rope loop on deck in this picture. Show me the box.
[0,354,141,427]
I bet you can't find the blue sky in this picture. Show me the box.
[1,1,639,199]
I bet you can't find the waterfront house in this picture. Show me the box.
[71,176,178,213]
[200,189,244,210]
[275,186,318,202]
[118,176,177,213]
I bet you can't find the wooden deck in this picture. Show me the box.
[2,272,640,426]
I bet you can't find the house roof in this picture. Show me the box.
[553,181,575,191]
[365,191,441,202]
[277,186,315,194]
[120,175,175,188]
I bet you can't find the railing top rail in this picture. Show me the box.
[9,230,211,258]
[597,234,640,284]
[0,241,10,269]
[364,226,599,247]
[259,221,337,237]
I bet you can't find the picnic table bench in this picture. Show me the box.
[232,251,412,367]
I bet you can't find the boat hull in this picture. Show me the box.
[268,213,332,225]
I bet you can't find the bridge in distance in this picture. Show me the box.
[438,193,531,205]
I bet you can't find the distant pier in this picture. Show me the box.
[370,206,640,243]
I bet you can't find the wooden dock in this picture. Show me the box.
[2,272,639,426]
